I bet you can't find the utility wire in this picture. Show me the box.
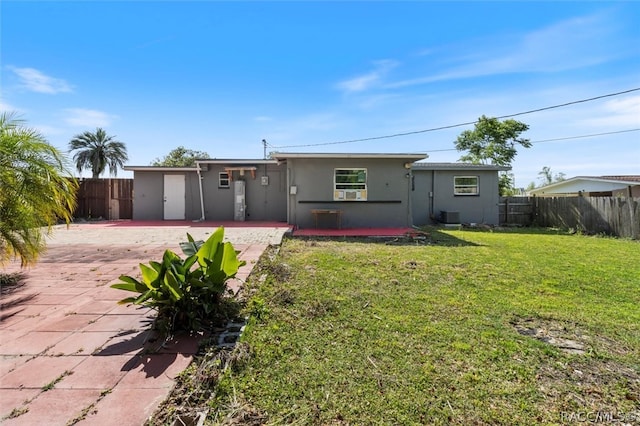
[267,87,640,149]
[422,128,640,153]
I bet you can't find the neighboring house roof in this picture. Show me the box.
[529,175,640,196]
[270,152,428,161]
[412,162,511,171]
[598,175,640,183]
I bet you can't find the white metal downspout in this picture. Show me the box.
[407,168,413,227]
[195,161,205,222]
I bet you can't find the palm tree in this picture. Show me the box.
[69,128,128,178]
[0,112,78,266]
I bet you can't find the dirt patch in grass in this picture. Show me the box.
[537,359,640,414]
[511,316,633,357]
[512,317,590,355]
[512,316,640,416]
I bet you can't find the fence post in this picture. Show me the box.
[629,187,638,239]
[504,197,509,224]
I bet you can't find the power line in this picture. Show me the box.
[421,128,640,154]
[267,87,640,149]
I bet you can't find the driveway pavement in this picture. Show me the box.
[0,222,290,425]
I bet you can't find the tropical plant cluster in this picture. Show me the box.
[112,227,246,334]
[0,113,77,266]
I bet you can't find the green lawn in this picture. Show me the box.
[153,228,640,425]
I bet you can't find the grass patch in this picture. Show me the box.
[153,228,640,424]
[41,370,73,391]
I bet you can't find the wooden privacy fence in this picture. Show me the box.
[499,197,534,226]
[500,196,640,239]
[74,178,133,220]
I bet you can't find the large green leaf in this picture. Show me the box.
[111,282,142,293]
[221,242,246,277]
[149,261,163,273]
[162,249,182,268]
[196,227,224,267]
[114,275,148,293]
[134,289,155,305]
[183,254,198,271]
[180,233,204,257]
[163,270,184,302]
[140,263,160,288]
[205,242,246,283]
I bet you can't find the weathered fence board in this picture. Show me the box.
[74,179,133,220]
[499,197,534,226]
[534,196,639,239]
[500,196,639,239]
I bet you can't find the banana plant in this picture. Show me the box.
[111,227,246,332]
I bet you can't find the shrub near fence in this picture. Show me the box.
[500,196,640,239]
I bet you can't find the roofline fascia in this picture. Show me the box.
[124,166,197,172]
[195,159,278,165]
[270,153,428,160]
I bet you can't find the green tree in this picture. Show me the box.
[0,113,78,266]
[455,115,531,195]
[69,128,128,178]
[538,166,566,186]
[151,146,209,167]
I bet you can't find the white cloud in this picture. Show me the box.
[336,60,399,93]
[9,67,73,94]
[387,12,620,89]
[64,108,115,128]
[254,116,273,122]
[34,124,67,137]
[0,100,22,114]
[584,95,640,128]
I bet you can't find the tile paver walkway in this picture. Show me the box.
[0,222,290,425]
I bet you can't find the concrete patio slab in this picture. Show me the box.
[0,221,290,425]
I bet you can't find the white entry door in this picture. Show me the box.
[163,174,185,220]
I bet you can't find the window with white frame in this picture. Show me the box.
[334,168,367,201]
[218,172,230,188]
[454,176,479,195]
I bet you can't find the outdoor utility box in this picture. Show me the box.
[440,211,460,224]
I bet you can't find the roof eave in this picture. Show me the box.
[124,166,198,172]
[271,152,428,161]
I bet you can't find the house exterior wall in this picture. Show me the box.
[132,171,201,220]
[285,158,412,228]
[199,164,287,221]
[129,159,503,227]
[412,169,501,225]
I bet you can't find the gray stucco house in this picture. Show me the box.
[124,153,508,228]
[411,162,509,226]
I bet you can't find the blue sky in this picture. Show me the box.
[2,1,639,187]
